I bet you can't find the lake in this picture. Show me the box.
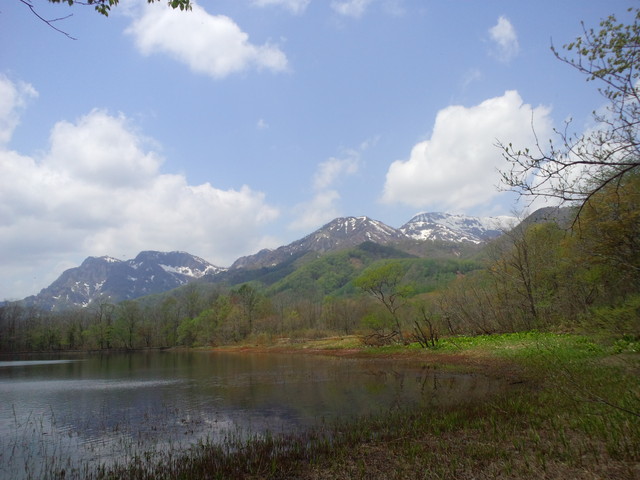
[0,350,499,479]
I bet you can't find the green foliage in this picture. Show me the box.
[47,0,192,17]
[573,172,640,300]
[267,242,414,298]
[612,334,640,353]
[360,312,392,332]
[435,331,606,364]
[177,316,199,346]
[404,257,479,294]
[354,261,406,294]
[177,295,234,346]
[501,7,640,206]
[210,251,312,289]
[354,261,412,343]
[563,7,640,88]
[590,294,640,338]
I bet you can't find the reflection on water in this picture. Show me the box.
[0,351,501,478]
[0,360,77,368]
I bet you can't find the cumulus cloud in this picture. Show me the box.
[253,0,310,14]
[290,147,362,231]
[489,16,519,62]
[381,90,553,213]
[126,3,288,78]
[289,190,342,231]
[45,111,161,189]
[313,152,359,190]
[0,75,37,146]
[331,0,374,18]
[0,77,279,299]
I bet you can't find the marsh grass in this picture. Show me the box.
[14,332,640,479]
[68,386,638,479]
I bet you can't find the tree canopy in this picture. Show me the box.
[20,0,192,39]
[500,7,640,212]
[46,0,192,16]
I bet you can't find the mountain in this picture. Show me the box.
[232,213,514,271]
[400,212,514,244]
[230,216,406,270]
[19,211,526,310]
[519,206,574,229]
[24,251,224,310]
[266,241,418,298]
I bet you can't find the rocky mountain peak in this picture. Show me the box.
[231,216,405,270]
[18,211,537,311]
[23,251,225,310]
[400,212,514,244]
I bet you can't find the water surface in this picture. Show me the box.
[0,350,498,478]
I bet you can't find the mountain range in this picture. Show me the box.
[231,213,512,270]
[20,212,515,310]
[23,251,223,311]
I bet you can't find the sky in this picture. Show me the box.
[0,0,633,300]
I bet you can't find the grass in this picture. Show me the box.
[25,332,640,479]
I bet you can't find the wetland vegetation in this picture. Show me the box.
[1,332,638,479]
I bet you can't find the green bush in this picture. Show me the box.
[590,294,640,337]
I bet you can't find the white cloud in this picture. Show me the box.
[126,3,288,78]
[0,80,280,299]
[331,0,374,18]
[381,0,406,17]
[489,16,519,62]
[289,190,341,231]
[253,0,310,14]
[0,75,37,146]
[290,147,362,231]
[313,150,359,190]
[45,110,161,188]
[461,68,483,90]
[381,90,553,213]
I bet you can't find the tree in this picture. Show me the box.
[158,296,182,346]
[570,171,640,301]
[233,284,261,335]
[322,297,364,335]
[20,0,192,39]
[113,300,141,349]
[488,221,568,329]
[354,262,412,343]
[411,303,440,349]
[500,8,640,213]
[438,272,503,335]
[46,0,192,16]
[83,299,116,349]
[178,294,233,346]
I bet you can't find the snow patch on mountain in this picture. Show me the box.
[400,212,515,244]
[19,211,531,311]
[23,251,226,310]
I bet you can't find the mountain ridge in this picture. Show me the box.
[19,211,526,310]
[400,212,513,244]
[230,216,407,270]
[23,251,225,311]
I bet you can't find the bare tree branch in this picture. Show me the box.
[499,8,640,213]
[19,0,77,40]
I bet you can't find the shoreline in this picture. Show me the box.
[207,334,527,381]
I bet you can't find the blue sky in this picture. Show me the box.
[0,0,632,299]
